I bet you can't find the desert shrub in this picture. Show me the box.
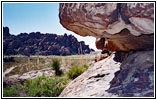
[82,64,89,70]
[3,75,69,97]
[3,83,21,97]
[24,75,68,97]
[67,64,89,79]
[51,58,62,76]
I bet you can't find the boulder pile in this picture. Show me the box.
[3,27,94,56]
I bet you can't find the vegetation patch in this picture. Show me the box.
[3,54,95,97]
[3,75,68,97]
[3,83,21,97]
[51,58,62,76]
[67,64,88,79]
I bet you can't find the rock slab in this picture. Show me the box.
[60,53,121,97]
[3,68,55,86]
[59,49,154,97]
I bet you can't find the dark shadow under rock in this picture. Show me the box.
[113,51,136,62]
[108,48,154,97]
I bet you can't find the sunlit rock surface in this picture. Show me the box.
[3,68,55,86]
[59,49,154,97]
[60,53,121,97]
[59,3,154,51]
[59,3,154,97]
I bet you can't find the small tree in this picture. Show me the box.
[51,58,62,76]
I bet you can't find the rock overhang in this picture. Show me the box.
[59,3,154,51]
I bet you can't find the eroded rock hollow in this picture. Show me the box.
[59,3,154,51]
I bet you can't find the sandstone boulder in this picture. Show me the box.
[59,3,154,97]
[59,49,154,97]
[59,3,154,51]
[60,53,121,97]
[95,53,109,62]
[3,68,55,87]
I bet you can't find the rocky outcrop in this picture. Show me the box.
[59,3,154,51]
[3,27,94,56]
[3,27,10,36]
[59,3,154,97]
[59,49,154,97]
[108,49,154,97]
[60,53,121,97]
[3,68,55,87]
[94,52,109,62]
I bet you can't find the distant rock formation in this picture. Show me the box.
[3,27,94,56]
[3,27,10,36]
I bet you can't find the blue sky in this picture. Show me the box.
[3,3,98,50]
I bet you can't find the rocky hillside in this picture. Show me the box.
[3,27,94,56]
[59,3,154,97]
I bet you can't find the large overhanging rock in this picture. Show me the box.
[59,3,154,51]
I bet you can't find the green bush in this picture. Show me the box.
[3,75,68,97]
[25,75,68,97]
[3,83,22,97]
[82,64,89,70]
[67,64,88,80]
[51,58,62,76]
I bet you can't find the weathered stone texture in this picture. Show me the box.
[59,53,121,97]
[108,49,154,97]
[59,3,154,51]
[59,49,154,97]
[59,3,154,97]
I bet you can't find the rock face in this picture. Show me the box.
[108,49,154,97]
[60,53,121,97]
[3,27,94,56]
[59,3,154,97]
[59,49,154,97]
[3,68,55,86]
[59,3,154,51]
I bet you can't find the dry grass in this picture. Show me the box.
[3,53,96,77]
